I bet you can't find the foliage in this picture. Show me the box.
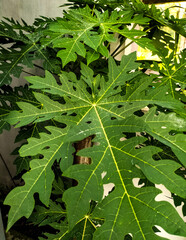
[0,0,186,239]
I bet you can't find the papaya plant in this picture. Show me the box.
[0,0,186,239]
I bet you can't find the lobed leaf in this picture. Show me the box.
[4,53,186,238]
[4,126,70,230]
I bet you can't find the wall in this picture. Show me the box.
[0,0,65,24]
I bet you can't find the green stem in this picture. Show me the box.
[111,36,126,57]
[22,70,35,76]
[111,24,137,57]
[174,32,179,54]
[113,40,134,58]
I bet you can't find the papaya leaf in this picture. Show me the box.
[132,1,186,38]
[143,108,186,166]
[0,18,30,42]
[63,113,186,232]
[4,53,185,236]
[6,53,183,128]
[0,43,37,86]
[40,218,95,240]
[92,186,186,239]
[29,200,66,226]
[13,155,31,175]
[156,50,186,99]
[0,17,60,86]
[0,85,36,133]
[43,6,155,66]
[4,126,70,230]
[0,120,10,134]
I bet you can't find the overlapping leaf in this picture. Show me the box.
[4,53,186,237]
[41,6,156,66]
[0,18,59,86]
[0,43,37,86]
[0,18,30,42]
[131,1,186,38]
[6,53,183,128]
[64,0,186,38]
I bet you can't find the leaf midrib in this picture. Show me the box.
[94,106,146,239]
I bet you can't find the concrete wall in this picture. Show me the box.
[0,0,64,24]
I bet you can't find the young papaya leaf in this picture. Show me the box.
[4,126,70,231]
[44,6,154,67]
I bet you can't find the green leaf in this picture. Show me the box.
[143,108,186,166]
[0,85,36,133]
[0,121,10,134]
[110,26,157,53]
[13,156,31,175]
[4,126,69,230]
[5,53,186,237]
[44,6,155,66]
[155,50,186,99]
[6,53,183,128]
[0,43,37,86]
[0,18,30,42]
[86,49,100,65]
[29,200,66,226]
[41,218,95,240]
[0,17,60,86]
[63,112,186,230]
[92,187,186,239]
[132,1,186,38]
